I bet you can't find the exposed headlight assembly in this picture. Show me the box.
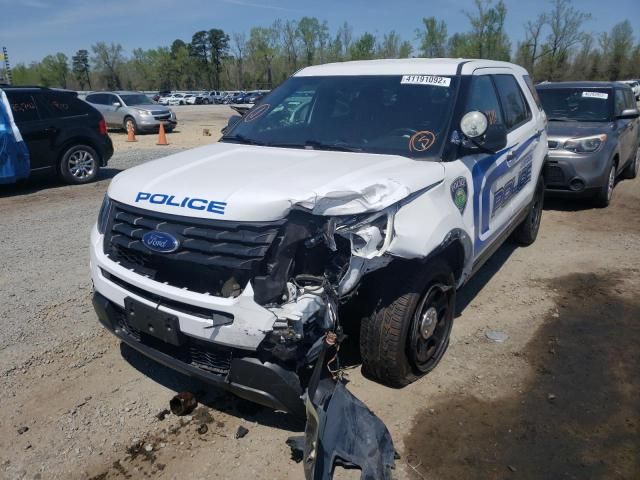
[97,195,112,234]
[563,134,607,153]
[332,208,396,258]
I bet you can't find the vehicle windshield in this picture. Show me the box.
[120,94,153,106]
[537,88,612,122]
[222,75,458,159]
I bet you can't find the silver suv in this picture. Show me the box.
[84,91,177,134]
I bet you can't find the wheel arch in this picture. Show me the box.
[399,228,472,289]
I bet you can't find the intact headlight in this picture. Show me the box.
[97,195,112,234]
[563,134,607,153]
[138,110,152,116]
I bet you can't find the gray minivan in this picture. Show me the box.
[84,91,177,134]
[536,81,639,207]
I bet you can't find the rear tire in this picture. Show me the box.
[513,175,544,246]
[594,163,616,208]
[622,147,638,179]
[58,144,99,184]
[360,259,456,388]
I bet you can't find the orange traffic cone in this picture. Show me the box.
[126,122,137,142]
[157,122,169,146]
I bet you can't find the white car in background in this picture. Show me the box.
[157,94,172,105]
[184,93,203,105]
[620,80,640,100]
[167,93,186,106]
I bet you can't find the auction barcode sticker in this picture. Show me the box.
[582,91,608,100]
[401,75,451,87]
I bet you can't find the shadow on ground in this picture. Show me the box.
[0,167,122,198]
[404,269,640,479]
[455,240,518,315]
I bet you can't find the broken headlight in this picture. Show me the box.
[333,208,395,258]
[97,194,112,234]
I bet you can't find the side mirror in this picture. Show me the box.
[221,114,242,135]
[617,108,640,120]
[112,102,121,108]
[481,123,509,152]
[460,110,508,153]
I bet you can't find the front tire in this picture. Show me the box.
[360,259,456,388]
[58,144,99,184]
[595,163,616,208]
[513,175,544,246]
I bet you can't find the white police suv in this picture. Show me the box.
[91,59,547,416]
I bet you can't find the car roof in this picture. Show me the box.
[536,81,620,89]
[294,58,528,77]
[1,85,74,92]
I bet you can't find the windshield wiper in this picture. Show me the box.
[547,117,576,122]
[263,140,362,152]
[220,134,265,146]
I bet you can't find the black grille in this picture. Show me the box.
[544,164,566,186]
[114,306,234,375]
[153,114,171,120]
[104,202,285,297]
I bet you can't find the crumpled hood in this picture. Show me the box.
[108,142,445,221]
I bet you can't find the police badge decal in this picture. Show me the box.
[451,176,468,214]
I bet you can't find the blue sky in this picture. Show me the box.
[0,0,637,64]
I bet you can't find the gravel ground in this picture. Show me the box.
[0,116,638,480]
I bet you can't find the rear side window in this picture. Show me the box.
[523,75,543,111]
[614,90,626,115]
[6,92,40,123]
[465,75,504,127]
[86,93,107,105]
[493,75,531,130]
[41,93,91,118]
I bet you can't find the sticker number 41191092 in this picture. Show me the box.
[401,75,451,87]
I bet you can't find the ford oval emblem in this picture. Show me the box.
[142,231,180,253]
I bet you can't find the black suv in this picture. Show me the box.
[3,86,114,184]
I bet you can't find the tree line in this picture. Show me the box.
[7,0,640,92]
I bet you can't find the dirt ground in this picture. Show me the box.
[0,105,639,480]
[113,104,234,151]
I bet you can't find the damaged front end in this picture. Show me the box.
[252,206,395,384]
[249,207,398,479]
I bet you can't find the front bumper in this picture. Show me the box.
[137,117,177,131]
[544,149,611,195]
[93,291,305,416]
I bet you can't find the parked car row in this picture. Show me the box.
[152,90,270,105]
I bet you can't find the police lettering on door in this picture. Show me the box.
[492,154,533,217]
